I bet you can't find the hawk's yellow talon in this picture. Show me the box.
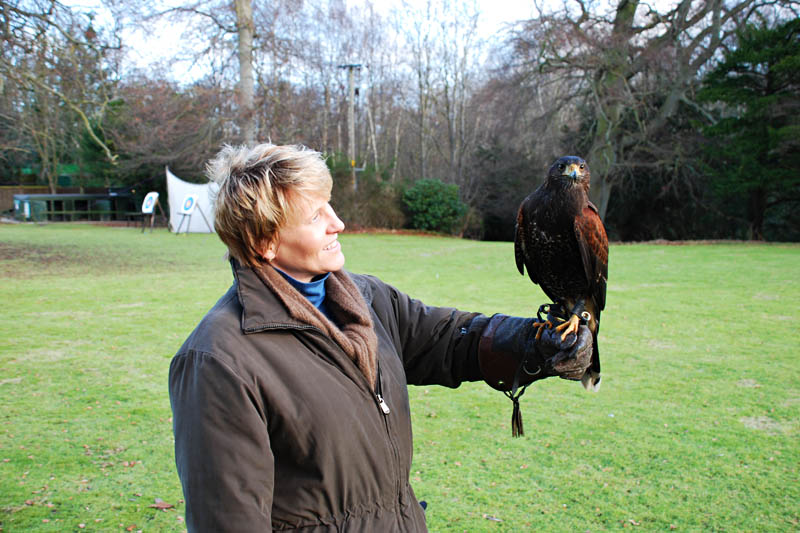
[554,314,580,341]
[531,320,551,340]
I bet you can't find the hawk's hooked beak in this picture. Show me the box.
[566,164,581,179]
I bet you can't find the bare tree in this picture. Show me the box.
[430,0,484,204]
[402,0,437,180]
[1,1,120,190]
[511,0,793,218]
[298,0,353,154]
[105,77,226,181]
[111,0,259,142]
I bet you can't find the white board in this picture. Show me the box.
[165,167,218,233]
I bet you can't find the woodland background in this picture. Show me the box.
[2,0,799,241]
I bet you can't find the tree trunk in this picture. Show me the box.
[391,118,402,183]
[322,84,330,153]
[586,0,639,220]
[748,186,766,240]
[419,93,428,180]
[588,113,618,219]
[235,0,256,144]
[337,121,342,157]
[365,100,379,173]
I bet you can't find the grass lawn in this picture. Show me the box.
[1,223,798,532]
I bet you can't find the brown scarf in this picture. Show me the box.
[253,265,378,390]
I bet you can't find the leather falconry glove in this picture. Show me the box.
[478,313,592,437]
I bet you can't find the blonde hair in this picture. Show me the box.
[207,143,333,267]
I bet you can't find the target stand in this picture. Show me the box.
[174,193,213,235]
[141,192,167,233]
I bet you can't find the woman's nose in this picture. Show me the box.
[327,205,345,232]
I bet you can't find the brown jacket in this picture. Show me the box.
[169,262,488,532]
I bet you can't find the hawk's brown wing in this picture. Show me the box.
[574,202,608,311]
[514,203,529,278]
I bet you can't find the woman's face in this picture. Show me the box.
[265,193,346,282]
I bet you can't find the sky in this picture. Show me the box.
[474,0,538,33]
[65,0,540,81]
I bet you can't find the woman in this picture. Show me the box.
[169,143,592,532]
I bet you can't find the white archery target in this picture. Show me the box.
[180,194,198,215]
[142,192,159,214]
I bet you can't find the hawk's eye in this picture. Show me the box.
[558,164,565,171]
[580,164,585,169]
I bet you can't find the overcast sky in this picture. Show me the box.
[64,0,539,80]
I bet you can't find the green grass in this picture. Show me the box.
[1,223,798,532]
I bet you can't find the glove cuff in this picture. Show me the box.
[478,314,550,391]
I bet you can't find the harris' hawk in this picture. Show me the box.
[514,156,608,391]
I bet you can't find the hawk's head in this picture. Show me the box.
[547,156,590,190]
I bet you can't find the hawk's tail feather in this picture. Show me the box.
[581,332,601,392]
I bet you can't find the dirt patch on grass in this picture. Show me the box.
[0,242,87,278]
[737,379,761,388]
[740,416,785,434]
[0,242,75,264]
[647,339,675,350]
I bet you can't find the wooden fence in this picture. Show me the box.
[0,186,106,213]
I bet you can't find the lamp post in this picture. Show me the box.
[338,63,362,192]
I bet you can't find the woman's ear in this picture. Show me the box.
[259,240,277,262]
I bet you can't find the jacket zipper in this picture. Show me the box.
[257,324,404,506]
[301,327,403,506]
[376,393,391,414]
[270,323,392,417]
[375,363,391,415]
[375,362,404,508]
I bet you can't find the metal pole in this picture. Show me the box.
[347,66,356,192]
[338,63,362,193]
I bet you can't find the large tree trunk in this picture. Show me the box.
[586,0,639,220]
[587,106,621,218]
[235,0,256,144]
[587,146,615,219]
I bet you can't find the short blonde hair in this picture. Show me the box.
[207,143,333,267]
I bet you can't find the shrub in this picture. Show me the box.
[402,179,467,234]
[328,154,405,230]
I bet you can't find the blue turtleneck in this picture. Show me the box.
[276,269,334,322]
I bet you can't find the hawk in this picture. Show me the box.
[514,156,608,391]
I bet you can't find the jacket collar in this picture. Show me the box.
[231,259,373,334]
[232,259,379,389]
[232,259,307,333]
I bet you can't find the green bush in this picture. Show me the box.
[402,179,467,234]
